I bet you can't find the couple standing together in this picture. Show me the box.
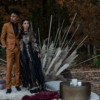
[1,9,45,94]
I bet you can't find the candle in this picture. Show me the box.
[72,79,77,86]
[78,82,82,86]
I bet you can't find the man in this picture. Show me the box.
[1,9,21,93]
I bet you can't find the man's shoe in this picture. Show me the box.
[6,89,12,94]
[15,86,21,91]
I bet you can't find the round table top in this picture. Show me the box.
[60,81,91,87]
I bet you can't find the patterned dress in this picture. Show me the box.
[19,31,45,91]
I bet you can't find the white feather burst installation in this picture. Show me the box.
[42,53,47,68]
[42,43,55,69]
[54,47,61,56]
[41,44,46,66]
[54,59,63,72]
[51,46,69,73]
[41,44,46,57]
[46,43,54,58]
[56,64,69,76]
[45,49,62,75]
[45,57,52,69]
[40,14,84,80]
[62,50,77,65]
[45,43,55,69]
[60,46,69,59]
[56,54,78,76]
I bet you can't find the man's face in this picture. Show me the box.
[10,13,19,23]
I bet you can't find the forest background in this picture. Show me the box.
[0,0,100,68]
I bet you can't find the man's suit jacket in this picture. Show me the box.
[1,22,21,51]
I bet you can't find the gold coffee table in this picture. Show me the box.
[60,81,91,100]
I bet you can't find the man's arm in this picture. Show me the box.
[1,24,7,49]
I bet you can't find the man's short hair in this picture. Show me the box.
[11,9,20,16]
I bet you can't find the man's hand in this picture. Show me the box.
[38,53,42,58]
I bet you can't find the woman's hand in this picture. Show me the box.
[38,53,42,58]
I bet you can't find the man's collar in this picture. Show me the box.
[11,22,18,25]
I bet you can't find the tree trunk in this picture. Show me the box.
[87,44,91,55]
[58,4,60,28]
[17,0,21,5]
[93,45,97,55]
[58,4,61,44]
[43,0,47,17]
[37,8,40,28]
[22,1,24,7]
[43,0,48,38]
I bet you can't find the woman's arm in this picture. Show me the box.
[30,33,41,54]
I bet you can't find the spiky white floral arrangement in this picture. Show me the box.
[38,14,100,81]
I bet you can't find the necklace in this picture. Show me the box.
[24,31,28,34]
[24,31,28,32]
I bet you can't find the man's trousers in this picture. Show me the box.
[6,46,20,89]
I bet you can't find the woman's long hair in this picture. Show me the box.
[20,19,37,39]
[20,19,31,33]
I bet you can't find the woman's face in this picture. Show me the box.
[22,20,29,30]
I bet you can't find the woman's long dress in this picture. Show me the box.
[19,32,45,90]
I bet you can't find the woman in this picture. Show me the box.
[19,19,45,93]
